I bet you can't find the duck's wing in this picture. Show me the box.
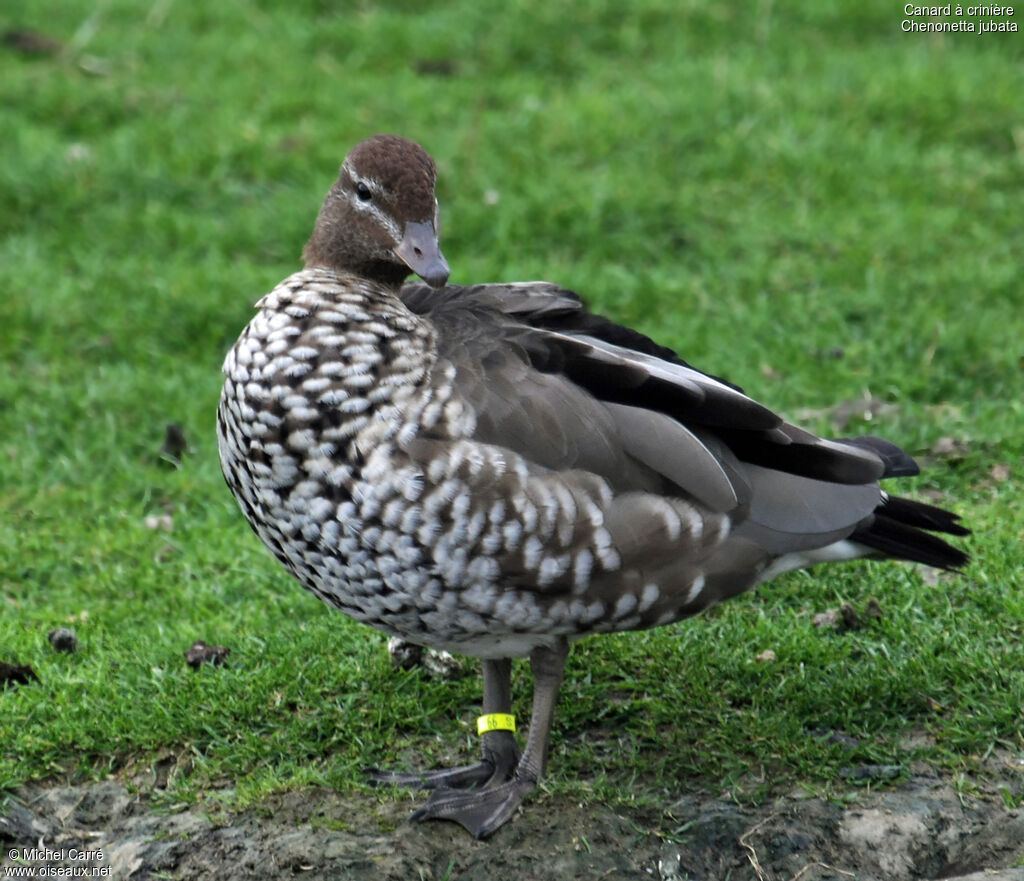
[400,281,967,571]
[404,281,888,485]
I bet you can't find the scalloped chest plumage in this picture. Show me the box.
[219,269,462,634]
[217,268,708,658]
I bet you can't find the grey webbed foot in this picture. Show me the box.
[410,775,536,839]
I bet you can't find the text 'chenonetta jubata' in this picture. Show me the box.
[217,134,969,838]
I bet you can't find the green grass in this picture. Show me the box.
[1,0,1022,813]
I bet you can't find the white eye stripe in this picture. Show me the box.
[353,193,403,238]
[342,161,383,196]
[339,162,402,239]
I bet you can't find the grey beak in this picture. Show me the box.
[394,221,450,289]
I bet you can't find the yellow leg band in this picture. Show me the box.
[477,713,516,735]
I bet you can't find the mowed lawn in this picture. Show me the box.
[1,0,1021,813]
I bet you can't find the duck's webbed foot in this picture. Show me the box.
[410,774,538,839]
[371,642,569,839]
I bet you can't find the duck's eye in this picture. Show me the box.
[355,181,373,202]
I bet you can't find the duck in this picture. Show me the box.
[217,134,969,839]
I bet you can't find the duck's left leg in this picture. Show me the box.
[409,638,570,838]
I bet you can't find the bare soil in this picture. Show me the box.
[3,761,1023,881]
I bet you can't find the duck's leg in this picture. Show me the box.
[410,638,570,838]
[367,657,520,791]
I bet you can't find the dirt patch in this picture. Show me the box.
[2,772,1023,881]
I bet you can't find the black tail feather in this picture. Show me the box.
[853,495,970,571]
[879,495,971,536]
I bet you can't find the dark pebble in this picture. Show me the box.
[49,627,79,653]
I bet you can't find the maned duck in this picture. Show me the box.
[217,134,969,838]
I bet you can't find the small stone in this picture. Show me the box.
[184,640,231,669]
[755,649,777,663]
[813,609,839,629]
[930,436,968,458]
[48,627,78,653]
[990,463,1010,482]
[144,514,174,531]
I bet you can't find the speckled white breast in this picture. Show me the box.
[218,269,730,658]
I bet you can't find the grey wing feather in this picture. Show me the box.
[601,402,743,512]
[736,464,881,553]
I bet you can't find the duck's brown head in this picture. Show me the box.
[303,134,449,289]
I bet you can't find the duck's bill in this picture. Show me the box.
[395,221,450,289]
